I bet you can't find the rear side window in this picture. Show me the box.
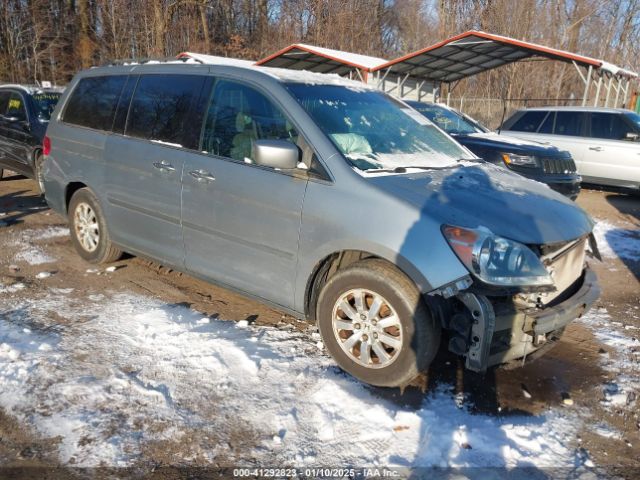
[590,112,632,140]
[7,92,27,121]
[508,111,547,132]
[538,112,555,133]
[553,111,586,136]
[0,91,11,115]
[63,75,127,130]
[112,75,137,134]
[126,74,204,146]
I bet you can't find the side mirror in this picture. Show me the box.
[625,132,639,142]
[252,139,301,170]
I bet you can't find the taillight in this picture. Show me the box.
[43,135,51,156]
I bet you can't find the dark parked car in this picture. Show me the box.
[0,84,63,192]
[406,101,581,200]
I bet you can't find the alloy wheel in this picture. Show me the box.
[74,202,100,252]
[331,288,403,369]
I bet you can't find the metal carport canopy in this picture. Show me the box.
[255,44,387,80]
[371,30,603,83]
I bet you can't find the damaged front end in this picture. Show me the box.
[430,230,601,373]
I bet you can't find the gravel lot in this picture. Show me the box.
[0,173,639,478]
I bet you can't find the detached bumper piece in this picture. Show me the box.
[530,268,600,335]
[455,267,600,372]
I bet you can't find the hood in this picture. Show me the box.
[368,162,593,245]
[454,131,561,155]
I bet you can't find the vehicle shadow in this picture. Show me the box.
[601,193,640,281]
[383,164,588,472]
[0,174,47,226]
[605,192,640,223]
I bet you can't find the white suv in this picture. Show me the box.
[501,107,640,191]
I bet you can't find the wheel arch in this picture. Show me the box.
[303,249,432,322]
[31,146,42,165]
[64,181,89,215]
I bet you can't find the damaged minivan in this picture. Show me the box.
[43,62,600,387]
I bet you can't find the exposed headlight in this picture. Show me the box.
[502,153,537,167]
[443,225,553,287]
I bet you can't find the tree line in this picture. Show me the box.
[0,0,638,103]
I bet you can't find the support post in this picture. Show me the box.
[614,77,622,107]
[604,75,614,107]
[594,75,603,107]
[581,65,592,106]
[622,78,630,107]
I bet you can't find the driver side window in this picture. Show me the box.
[6,92,27,122]
[201,80,299,164]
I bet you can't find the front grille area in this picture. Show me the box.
[540,156,577,174]
[539,238,587,305]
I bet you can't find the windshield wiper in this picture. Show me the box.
[367,165,453,174]
[366,159,478,174]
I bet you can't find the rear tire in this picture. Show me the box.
[316,258,440,387]
[68,188,122,264]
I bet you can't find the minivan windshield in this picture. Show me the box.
[286,84,474,171]
[407,102,484,135]
[33,91,62,122]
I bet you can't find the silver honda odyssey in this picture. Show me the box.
[42,62,600,387]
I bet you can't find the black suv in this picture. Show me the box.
[406,101,581,200]
[0,85,62,192]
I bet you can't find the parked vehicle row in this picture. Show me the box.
[0,85,62,192]
[501,106,640,191]
[38,63,600,387]
[406,101,581,199]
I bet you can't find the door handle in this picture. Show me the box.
[588,146,603,152]
[153,161,176,172]
[189,169,216,182]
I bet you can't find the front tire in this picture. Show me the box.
[316,259,440,387]
[68,188,122,264]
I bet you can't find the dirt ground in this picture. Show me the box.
[0,173,639,478]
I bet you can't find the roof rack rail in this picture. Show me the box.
[100,56,204,67]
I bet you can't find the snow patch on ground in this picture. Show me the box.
[578,308,639,410]
[14,246,55,265]
[0,289,594,469]
[592,219,640,262]
[0,282,25,294]
[10,226,69,265]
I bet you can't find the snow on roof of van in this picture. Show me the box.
[176,51,375,89]
[255,44,388,74]
[257,66,376,89]
[176,52,255,67]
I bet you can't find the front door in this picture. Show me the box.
[529,110,591,174]
[1,91,32,175]
[584,112,640,186]
[181,79,307,309]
